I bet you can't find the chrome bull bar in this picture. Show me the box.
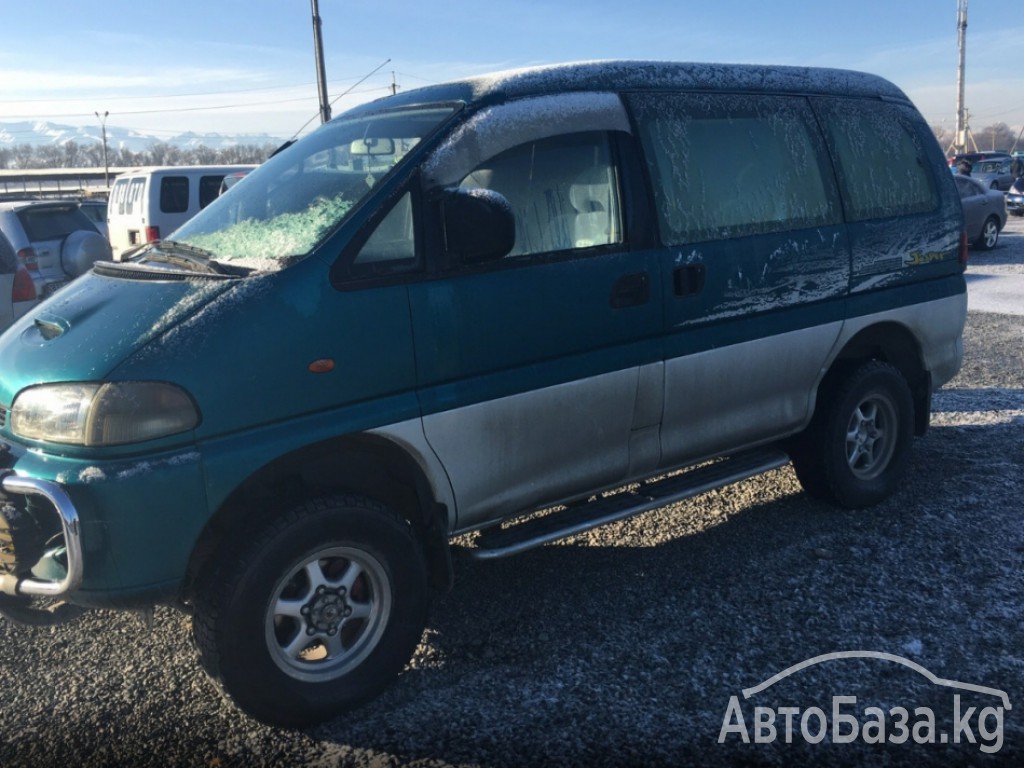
[0,474,83,598]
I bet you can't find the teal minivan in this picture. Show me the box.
[0,61,966,725]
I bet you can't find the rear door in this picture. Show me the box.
[626,92,849,465]
[954,175,987,238]
[108,174,148,259]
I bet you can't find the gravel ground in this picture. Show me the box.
[2,224,1023,767]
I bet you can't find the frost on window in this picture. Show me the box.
[628,93,839,245]
[816,100,937,222]
[184,195,355,271]
[171,106,455,271]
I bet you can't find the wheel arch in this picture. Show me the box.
[183,433,453,602]
[820,321,931,436]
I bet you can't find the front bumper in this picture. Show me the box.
[0,444,210,608]
[0,473,82,598]
[1005,193,1024,214]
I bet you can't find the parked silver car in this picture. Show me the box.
[971,157,1015,191]
[75,199,109,240]
[0,200,112,299]
[0,230,38,333]
[954,174,1007,249]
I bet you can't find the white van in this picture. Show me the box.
[107,165,255,259]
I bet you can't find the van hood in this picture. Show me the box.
[0,271,235,404]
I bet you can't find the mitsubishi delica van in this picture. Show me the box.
[0,61,966,725]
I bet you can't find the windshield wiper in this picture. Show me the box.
[144,240,228,275]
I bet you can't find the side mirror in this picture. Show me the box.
[441,188,515,264]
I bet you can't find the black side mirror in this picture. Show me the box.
[441,188,515,264]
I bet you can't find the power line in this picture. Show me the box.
[0,73,395,106]
[0,85,392,122]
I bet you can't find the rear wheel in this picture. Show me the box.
[790,361,915,508]
[193,495,429,726]
[976,216,1000,250]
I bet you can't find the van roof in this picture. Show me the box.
[112,165,257,179]
[345,60,911,116]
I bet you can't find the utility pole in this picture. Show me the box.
[954,0,968,154]
[310,0,331,124]
[95,110,110,189]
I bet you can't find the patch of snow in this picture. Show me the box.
[460,61,909,105]
[901,638,923,656]
[78,467,106,483]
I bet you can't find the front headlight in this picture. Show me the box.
[10,382,199,446]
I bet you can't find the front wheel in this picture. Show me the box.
[976,216,1000,250]
[193,495,429,726]
[790,361,915,509]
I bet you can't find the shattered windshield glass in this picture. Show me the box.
[168,106,457,271]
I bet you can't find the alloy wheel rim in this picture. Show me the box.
[265,546,392,682]
[845,393,898,480]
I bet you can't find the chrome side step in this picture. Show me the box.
[470,447,789,559]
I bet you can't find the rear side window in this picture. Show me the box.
[813,99,937,221]
[199,175,224,209]
[160,176,189,214]
[111,177,146,216]
[16,206,96,240]
[954,175,984,199]
[628,93,839,244]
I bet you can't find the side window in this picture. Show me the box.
[160,176,189,214]
[199,176,223,209]
[628,93,839,244]
[110,180,128,215]
[127,177,145,215]
[815,99,937,221]
[354,191,415,266]
[954,175,981,200]
[456,131,622,258]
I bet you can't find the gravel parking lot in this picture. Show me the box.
[2,221,1023,767]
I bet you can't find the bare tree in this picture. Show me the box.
[12,144,35,169]
[60,140,83,167]
[191,145,219,164]
[36,145,63,168]
[973,122,1015,152]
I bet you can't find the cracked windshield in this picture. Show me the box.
[170,106,456,271]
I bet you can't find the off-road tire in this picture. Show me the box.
[192,495,428,726]
[790,361,915,509]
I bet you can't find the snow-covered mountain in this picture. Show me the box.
[0,120,284,153]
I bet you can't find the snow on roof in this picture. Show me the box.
[363,60,910,113]
[468,60,909,100]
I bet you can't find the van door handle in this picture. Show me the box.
[673,264,705,297]
[610,272,650,308]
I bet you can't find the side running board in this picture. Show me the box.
[471,447,789,559]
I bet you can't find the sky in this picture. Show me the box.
[1,0,1021,144]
